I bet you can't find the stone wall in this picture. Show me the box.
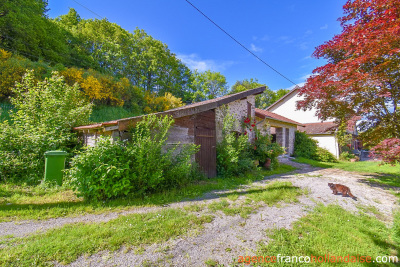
[256,119,297,155]
[215,95,256,143]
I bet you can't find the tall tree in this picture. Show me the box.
[0,0,71,65]
[56,12,193,100]
[298,0,400,163]
[230,78,288,108]
[191,70,228,102]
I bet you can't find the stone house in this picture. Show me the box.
[255,108,304,155]
[265,87,358,158]
[73,87,266,177]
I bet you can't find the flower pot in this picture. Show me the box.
[263,158,271,169]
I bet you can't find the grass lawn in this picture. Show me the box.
[294,157,400,197]
[293,157,399,175]
[0,164,296,222]
[0,180,308,266]
[0,208,213,266]
[255,204,399,266]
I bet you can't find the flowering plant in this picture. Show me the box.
[252,128,284,163]
[242,116,256,135]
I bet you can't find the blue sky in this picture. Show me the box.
[47,0,347,91]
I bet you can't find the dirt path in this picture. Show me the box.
[1,159,398,266]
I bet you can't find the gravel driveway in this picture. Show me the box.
[1,159,398,266]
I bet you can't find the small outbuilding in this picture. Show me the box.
[74,87,266,177]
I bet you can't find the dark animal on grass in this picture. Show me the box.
[328,183,357,200]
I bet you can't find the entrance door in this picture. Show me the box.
[194,110,216,177]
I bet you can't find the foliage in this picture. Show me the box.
[0,0,73,65]
[370,138,400,165]
[315,147,338,163]
[55,12,193,99]
[0,71,92,183]
[216,113,253,176]
[143,92,183,113]
[252,129,284,166]
[336,120,354,152]
[191,70,228,102]
[294,131,319,159]
[298,0,400,159]
[294,131,337,162]
[68,115,199,200]
[0,50,54,99]
[339,151,356,161]
[0,102,13,122]
[230,78,289,108]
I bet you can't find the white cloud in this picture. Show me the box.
[261,35,270,41]
[177,53,234,72]
[305,30,313,35]
[278,36,294,44]
[250,43,263,53]
[300,74,312,81]
[320,24,328,30]
[298,42,309,50]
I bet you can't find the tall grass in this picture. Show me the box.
[89,105,141,122]
[0,102,14,122]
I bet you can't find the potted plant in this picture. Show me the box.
[252,129,284,169]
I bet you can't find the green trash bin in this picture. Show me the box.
[44,151,68,186]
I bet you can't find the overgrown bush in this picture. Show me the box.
[294,131,337,163]
[68,115,199,200]
[294,131,319,159]
[315,147,338,163]
[217,113,253,176]
[339,151,355,161]
[0,71,92,184]
[252,129,284,169]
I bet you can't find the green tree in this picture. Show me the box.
[191,70,228,102]
[230,78,288,108]
[0,70,92,183]
[0,0,72,65]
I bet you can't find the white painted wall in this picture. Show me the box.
[311,135,339,158]
[269,90,333,123]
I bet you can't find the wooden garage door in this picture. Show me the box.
[194,110,217,178]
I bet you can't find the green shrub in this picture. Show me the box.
[339,151,355,161]
[217,113,253,176]
[294,131,319,159]
[252,129,284,170]
[68,115,199,200]
[0,71,92,184]
[315,147,338,163]
[294,131,337,162]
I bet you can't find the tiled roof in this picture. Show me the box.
[298,121,358,135]
[298,121,338,134]
[255,108,304,126]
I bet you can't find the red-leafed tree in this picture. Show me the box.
[297,0,400,164]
